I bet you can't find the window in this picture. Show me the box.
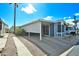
[58,24,61,32]
[62,25,64,32]
[58,22,64,32]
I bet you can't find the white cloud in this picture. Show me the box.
[21,4,37,14]
[65,19,75,25]
[64,17,67,19]
[43,16,53,20]
[63,16,71,19]
[75,13,79,16]
[68,16,71,18]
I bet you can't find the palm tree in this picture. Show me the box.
[73,16,79,34]
[65,23,71,31]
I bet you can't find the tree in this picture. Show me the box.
[15,27,26,35]
[73,16,79,34]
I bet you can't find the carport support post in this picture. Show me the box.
[40,22,42,40]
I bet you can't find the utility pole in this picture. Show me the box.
[9,3,20,33]
[14,3,16,33]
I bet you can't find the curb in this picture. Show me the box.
[60,46,75,56]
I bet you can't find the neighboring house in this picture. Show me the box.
[0,18,9,36]
[10,26,20,33]
[10,26,14,33]
[66,24,76,34]
[21,19,66,40]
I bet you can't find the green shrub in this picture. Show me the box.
[15,27,26,35]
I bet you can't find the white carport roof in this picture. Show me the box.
[21,19,66,28]
[21,19,55,27]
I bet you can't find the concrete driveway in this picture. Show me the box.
[23,35,79,56]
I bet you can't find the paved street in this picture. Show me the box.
[0,33,46,56]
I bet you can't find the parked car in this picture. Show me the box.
[69,30,76,35]
[66,27,76,35]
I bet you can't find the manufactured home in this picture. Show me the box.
[21,19,66,40]
[0,18,9,36]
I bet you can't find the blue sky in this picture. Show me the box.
[0,3,79,28]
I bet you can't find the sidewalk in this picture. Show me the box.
[13,36,32,56]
